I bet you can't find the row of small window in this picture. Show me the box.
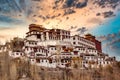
[84,56,96,59]
[98,58,104,60]
[79,48,97,52]
[49,36,61,40]
[49,47,68,50]
[30,59,48,63]
[26,48,48,53]
[12,52,23,56]
[73,42,86,47]
[50,36,70,39]
[50,59,70,63]
[78,42,94,47]
[75,48,96,52]
[28,42,37,45]
[88,50,97,52]
[98,61,110,64]
[28,31,70,36]
[77,48,85,51]
[28,31,41,35]
[73,42,94,48]
[50,47,57,50]
[35,59,70,63]
[53,56,71,59]
[61,31,70,35]
[73,37,94,45]
[62,36,70,39]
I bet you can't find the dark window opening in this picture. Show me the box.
[37,34,41,39]
[36,59,40,63]
[73,37,75,40]
[73,42,76,44]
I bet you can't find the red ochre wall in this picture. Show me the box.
[85,34,102,53]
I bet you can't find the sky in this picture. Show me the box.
[0,0,120,60]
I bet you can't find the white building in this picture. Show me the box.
[3,24,115,69]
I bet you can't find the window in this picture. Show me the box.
[63,31,64,34]
[36,59,40,63]
[32,42,34,45]
[37,34,41,39]
[51,48,52,50]
[27,48,28,51]
[73,37,75,40]
[16,53,19,55]
[73,42,76,44]
[74,51,78,55]
[107,61,109,64]
[68,32,70,35]
[66,32,67,34]
[35,42,37,45]
[29,42,31,44]
[55,47,56,50]
[103,62,105,64]
[42,50,43,53]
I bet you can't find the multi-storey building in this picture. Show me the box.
[21,24,115,68]
[1,24,115,69]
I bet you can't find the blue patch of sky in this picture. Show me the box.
[108,42,120,60]
[0,15,26,28]
[90,12,120,36]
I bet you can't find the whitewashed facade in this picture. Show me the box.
[0,24,115,69]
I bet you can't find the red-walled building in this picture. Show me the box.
[85,34,102,53]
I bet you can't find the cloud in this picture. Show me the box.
[93,0,120,9]
[76,27,88,34]
[96,13,101,16]
[63,0,88,8]
[0,0,119,24]
[97,32,120,54]
[108,38,120,46]
[0,15,24,24]
[63,0,75,8]
[102,11,116,18]
[76,0,88,8]
[69,26,77,30]
[18,0,26,10]
[64,9,76,15]
[97,32,119,42]
[87,18,102,24]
